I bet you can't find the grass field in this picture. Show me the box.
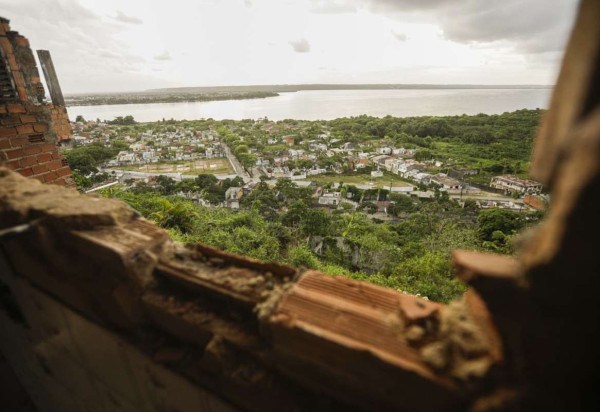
[302,172,413,188]
[112,158,234,175]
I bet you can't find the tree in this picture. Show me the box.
[301,209,331,237]
[195,174,219,188]
[155,175,176,195]
[477,209,525,242]
[75,115,86,123]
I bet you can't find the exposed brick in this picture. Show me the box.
[22,145,42,156]
[0,105,6,114]
[15,35,29,47]
[16,86,27,101]
[42,171,58,182]
[13,72,25,88]
[5,148,24,160]
[31,164,48,175]
[16,124,35,135]
[19,114,37,124]
[19,156,38,167]
[19,167,34,177]
[46,159,63,171]
[1,115,22,126]
[4,159,20,170]
[7,54,18,71]
[32,123,49,133]
[0,127,17,137]
[37,153,53,163]
[55,166,71,177]
[51,152,61,160]
[0,138,10,150]
[9,136,28,147]
[6,103,25,114]
[39,143,56,152]
[0,37,12,54]
[27,134,45,143]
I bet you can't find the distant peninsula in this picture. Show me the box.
[65,91,279,107]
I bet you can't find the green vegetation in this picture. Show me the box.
[66,92,279,107]
[325,109,542,184]
[108,115,137,125]
[64,144,120,174]
[102,176,543,303]
[83,109,546,303]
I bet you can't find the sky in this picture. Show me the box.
[0,0,579,94]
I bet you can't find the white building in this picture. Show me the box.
[318,191,341,206]
[490,175,543,194]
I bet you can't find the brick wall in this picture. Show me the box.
[0,17,73,186]
[1,101,72,185]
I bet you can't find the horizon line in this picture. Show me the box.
[64,83,554,96]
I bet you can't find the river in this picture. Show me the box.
[69,88,552,122]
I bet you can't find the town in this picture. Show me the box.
[67,112,546,215]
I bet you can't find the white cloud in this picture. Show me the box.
[154,51,171,61]
[289,38,311,53]
[114,10,143,25]
[0,0,579,92]
[392,31,408,42]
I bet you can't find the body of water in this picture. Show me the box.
[69,88,552,122]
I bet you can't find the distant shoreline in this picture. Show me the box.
[65,84,552,107]
[148,83,553,94]
[66,83,552,98]
[68,88,551,122]
[65,92,279,107]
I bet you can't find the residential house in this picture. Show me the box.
[431,174,461,190]
[318,191,341,207]
[490,175,543,194]
[224,186,244,210]
[372,155,391,168]
[397,160,423,177]
[282,135,295,146]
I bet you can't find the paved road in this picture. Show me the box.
[220,142,250,179]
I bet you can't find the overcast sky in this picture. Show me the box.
[0,0,579,94]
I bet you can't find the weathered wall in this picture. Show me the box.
[0,169,490,411]
[0,101,72,185]
[0,17,73,185]
[0,257,237,412]
[0,17,44,104]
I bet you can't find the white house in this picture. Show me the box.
[431,174,461,190]
[490,175,543,194]
[318,191,341,206]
